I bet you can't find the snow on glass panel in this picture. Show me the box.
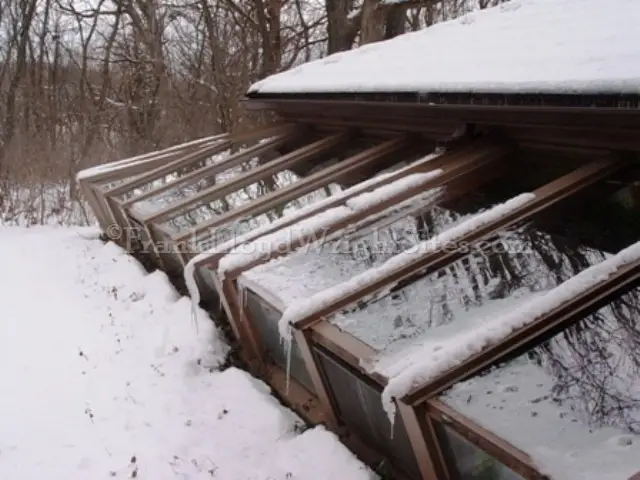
[440,280,640,480]
[161,170,343,238]
[241,193,455,308]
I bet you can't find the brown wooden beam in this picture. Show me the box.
[397,402,450,480]
[245,98,640,131]
[140,132,300,224]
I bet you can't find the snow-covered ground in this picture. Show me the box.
[0,226,373,479]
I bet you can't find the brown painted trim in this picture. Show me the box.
[80,132,230,184]
[78,183,111,231]
[144,132,346,226]
[292,158,623,332]
[309,321,378,377]
[173,138,449,249]
[245,98,640,131]
[118,141,234,207]
[209,271,244,343]
[427,399,546,479]
[292,329,340,429]
[221,275,263,359]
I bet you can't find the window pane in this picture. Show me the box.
[244,289,315,393]
[440,282,640,479]
[345,168,640,361]
[242,193,455,313]
[314,347,421,479]
[437,425,524,480]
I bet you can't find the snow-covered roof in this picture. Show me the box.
[249,0,640,96]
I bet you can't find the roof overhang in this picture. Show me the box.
[244,94,640,152]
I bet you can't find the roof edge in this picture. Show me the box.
[245,91,640,110]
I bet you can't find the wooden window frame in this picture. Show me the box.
[209,137,507,364]
[170,134,416,245]
[199,139,514,478]
[77,125,293,244]
[220,154,629,479]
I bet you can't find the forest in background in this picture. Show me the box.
[0,0,508,225]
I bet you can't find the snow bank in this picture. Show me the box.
[249,0,640,95]
[375,239,640,424]
[0,226,372,479]
[276,193,535,341]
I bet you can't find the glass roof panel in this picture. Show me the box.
[439,278,640,480]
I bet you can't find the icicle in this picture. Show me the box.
[381,390,398,434]
[284,334,292,396]
[183,259,201,332]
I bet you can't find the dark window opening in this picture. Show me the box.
[244,289,316,393]
[434,423,525,480]
[314,345,421,479]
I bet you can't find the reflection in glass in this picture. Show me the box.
[244,289,316,393]
[440,280,640,478]
[437,425,524,480]
[314,347,421,479]
[241,196,456,310]
[337,174,640,358]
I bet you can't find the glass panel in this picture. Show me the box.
[182,146,430,254]
[150,138,424,254]
[337,167,640,357]
[122,144,238,204]
[314,346,421,479]
[244,289,316,393]
[440,280,640,479]
[243,155,588,349]
[436,424,524,480]
[241,192,457,308]
[161,175,346,242]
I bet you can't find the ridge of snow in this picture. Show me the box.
[219,205,353,277]
[239,187,446,311]
[376,239,640,425]
[276,192,535,342]
[181,150,441,321]
[76,136,224,181]
[249,0,640,95]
